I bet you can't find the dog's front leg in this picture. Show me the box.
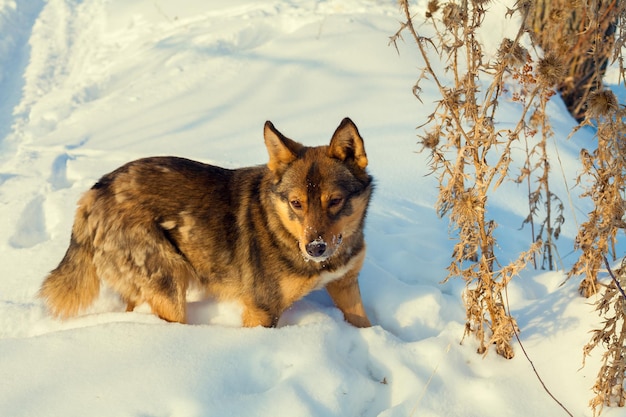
[241,299,280,328]
[325,270,371,328]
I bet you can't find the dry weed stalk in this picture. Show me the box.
[394,0,626,411]
[584,258,626,416]
[514,56,565,271]
[524,1,626,412]
[567,0,626,297]
[528,1,626,413]
[574,87,626,415]
[571,91,626,298]
[392,0,557,358]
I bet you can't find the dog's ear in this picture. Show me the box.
[264,121,303,174]
[328,118,368,170]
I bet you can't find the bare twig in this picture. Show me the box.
[504,285,574,417]
[603,256,626,300]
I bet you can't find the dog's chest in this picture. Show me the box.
[312,255,360,290]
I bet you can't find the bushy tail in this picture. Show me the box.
[39,197,100,318]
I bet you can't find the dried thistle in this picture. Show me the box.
[472,0,492,7]
[497,38,529,68]
[425,0,440,19]
[584,258,626,416]
[395,0,549,360]
[456,189,485,220]
[419,129,441,151]
[572,88,626,303]
[586,90,618,119]
[536,53,565,87]
[442,3,465,30]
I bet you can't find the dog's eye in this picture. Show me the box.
[328,197,343,208]
[290,200,302,210]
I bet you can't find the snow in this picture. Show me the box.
[0,1,623,416]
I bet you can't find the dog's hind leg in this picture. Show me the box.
[93,217,197,324]
[124,298,136,312]
[143,286,187,323]
[141,264,191,323]
[97,248,194,323]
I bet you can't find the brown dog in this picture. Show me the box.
[39,118,373,327]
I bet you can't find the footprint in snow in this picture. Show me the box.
[9,194,50,249]
[48,153,74,190]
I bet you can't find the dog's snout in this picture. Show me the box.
[305,240,327,258]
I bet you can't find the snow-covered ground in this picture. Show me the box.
[1,1,623,416]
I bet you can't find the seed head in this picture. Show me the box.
[419,129,441,150]
[497,38,528,67]
[425,0,440,18]
[536,53,565,87]
[442,3,465,30]
[586,90,618,118]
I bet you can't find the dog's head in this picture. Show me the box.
[264,118,373,262]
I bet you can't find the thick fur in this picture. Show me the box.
[39,118,373,327]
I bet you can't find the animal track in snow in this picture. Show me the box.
[48,153,74,190]
[9,194,49,249]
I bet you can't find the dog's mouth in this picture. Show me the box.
[301,234,343,262]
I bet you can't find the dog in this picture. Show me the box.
[39,118,373,328]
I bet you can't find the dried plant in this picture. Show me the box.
[574,85,626,415]
[583,258,626,416]
[513,55,565,271]
[529,1,625,413]
[391,0,556,358]
[570,89,626,298]
[393,0,626,413]
[525,0,619,121]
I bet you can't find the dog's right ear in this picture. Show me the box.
[264,121,303,174]
[328,118,368,170]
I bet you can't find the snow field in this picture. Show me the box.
[0,1,623,416]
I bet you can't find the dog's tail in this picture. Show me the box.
[39,192,100,319]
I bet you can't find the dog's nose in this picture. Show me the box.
[306,240,327,258]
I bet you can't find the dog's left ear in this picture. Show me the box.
[328,118,368,170]
[264,121,304,174]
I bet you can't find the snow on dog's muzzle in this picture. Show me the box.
[305,238,327,259]
[303,234,342,261]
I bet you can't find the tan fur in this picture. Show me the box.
[39,118,373,328]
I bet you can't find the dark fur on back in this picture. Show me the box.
[39,118,373,327]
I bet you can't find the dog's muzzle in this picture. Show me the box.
[306,239,328,259]
[303,234,342,261]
